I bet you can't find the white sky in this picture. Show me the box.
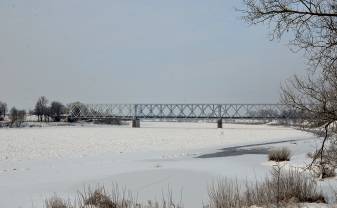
[0,0,307,109]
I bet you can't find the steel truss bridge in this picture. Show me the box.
[67,103,297,128]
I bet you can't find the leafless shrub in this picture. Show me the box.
[208,167,325,208]
[93,118,122,125]
[45,171,325,208]
[83,189,116,208]
[45,196,71,208]
[78,185,134,208]
[269,167,324,204]
[268,147,291,162]
[45,185,182,208]
[208,178,243,208]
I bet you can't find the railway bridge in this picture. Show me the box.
[67,103,297,128]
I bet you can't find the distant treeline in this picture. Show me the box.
[0,97,123,127]
[0,96,68,126]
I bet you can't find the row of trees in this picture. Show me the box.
[34,96,66,122]
[0,101,26,126]
[0,97,66,124]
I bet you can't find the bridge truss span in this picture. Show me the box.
[67,103,295,120]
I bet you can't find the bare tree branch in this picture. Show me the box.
[241,0,337,72]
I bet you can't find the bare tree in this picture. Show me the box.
[0,101,7,120]
[9,107,26,127]
[50,101,65,122]
[241,0,337,72]
[34,96,48,122]
[67,102,88,122]
[281,72,337,177]
[241,0,337,177]
[9,107,18,124]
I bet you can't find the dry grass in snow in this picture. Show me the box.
[45,185,182,208]
[208,168,325,208]
[268,147,291,162]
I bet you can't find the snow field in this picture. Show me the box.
[0,122,314,161]
[0,122,325,208]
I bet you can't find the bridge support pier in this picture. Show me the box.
[217,119,223,128]
[132,118,140,128]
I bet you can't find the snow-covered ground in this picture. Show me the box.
[0,122,330,208]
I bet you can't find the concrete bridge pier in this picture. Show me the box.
[132,118,140,128]
[217,119,223,128]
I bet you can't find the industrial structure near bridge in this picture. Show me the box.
[67,103,299,128]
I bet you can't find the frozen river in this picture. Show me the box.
[0,122,320,207]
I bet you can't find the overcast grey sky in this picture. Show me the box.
[0,0,307,109]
